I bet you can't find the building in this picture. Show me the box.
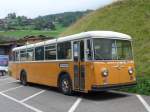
[0,35,52,60]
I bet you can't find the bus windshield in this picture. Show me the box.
[93,38,133,60]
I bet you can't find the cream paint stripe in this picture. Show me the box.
[0,86,23,93]
[21,90,45,103]
[136,95,150,112]
[68,98,82,112]
[0,92,43,112]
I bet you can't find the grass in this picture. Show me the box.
[120,76,150,96]
[0,30,60,38]
[61,0,150,95]
[0,25,66,39]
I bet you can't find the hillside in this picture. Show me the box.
[61,0,150,94]
[0,11,92,31]
[39,10,92,27]
[0,11,92,39]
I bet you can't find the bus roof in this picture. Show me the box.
[13,31,132,51]
[58,31,131,42]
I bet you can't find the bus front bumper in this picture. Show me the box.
[91,82,137,92]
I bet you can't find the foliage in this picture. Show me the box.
[61,0,150,95]
[2,13,31,30]
[33,17,56,30]
[0,10,92,31]
[39,10,92,27]
[120,76,150,95]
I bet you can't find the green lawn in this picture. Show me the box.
[0,25,66,39]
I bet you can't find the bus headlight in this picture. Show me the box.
[101,68,109,77]
[128,67,134,75]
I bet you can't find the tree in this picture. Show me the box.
[17,16,29,26]
[33,17,55,30]
[7,13,16,19]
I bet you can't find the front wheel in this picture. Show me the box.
[60,75,72,95]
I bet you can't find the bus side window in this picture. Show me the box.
[86,39,92,60]
[45,45,56,60]
[57,42,72,60]
[27,49,34,61]
[35,46,44,60]
[20,50,27,61]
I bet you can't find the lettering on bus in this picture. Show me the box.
[59,63,69,68]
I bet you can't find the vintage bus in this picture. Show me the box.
[9,31,136,95]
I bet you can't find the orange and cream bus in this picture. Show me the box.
[9,31,136,95]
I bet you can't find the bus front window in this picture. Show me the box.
[93,38,133,60]
[93,39,117,60]
[116,40,133,60]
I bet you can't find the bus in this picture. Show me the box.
[9,31,136,95]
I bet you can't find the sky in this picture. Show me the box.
[0,0,113,18]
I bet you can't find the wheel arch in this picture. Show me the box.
[20,69,27,80]
[57,71,72,87]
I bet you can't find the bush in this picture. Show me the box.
[121,76,150,95]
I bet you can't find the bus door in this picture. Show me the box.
[73,40,85,91]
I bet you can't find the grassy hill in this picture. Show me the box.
[61,0,150,95]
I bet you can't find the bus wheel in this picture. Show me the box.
[1,71,4,76]
[60,75,72,95]
[2,71,6,76]
[20,71,27,86]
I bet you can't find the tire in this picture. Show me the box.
[2,71,6,76]
[1,71,4,76]
[20,71,27,86]
[59,75,72,95]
